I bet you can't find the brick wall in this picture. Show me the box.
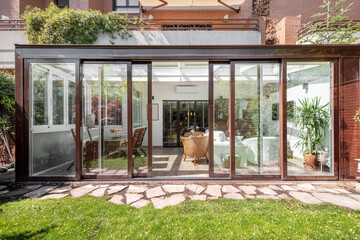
[341,58,360,179]
[276,16,301,44]
[0,0,19,19]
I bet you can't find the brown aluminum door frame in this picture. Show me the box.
[132,61,152,178]
[209,61,231,178]
[81,61,133,179]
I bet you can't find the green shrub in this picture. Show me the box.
[0,72,15,131]
[22,3,142,44]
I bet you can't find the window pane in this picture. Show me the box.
[234,63,280,175]
[116,0,127,6]
[68,79,76,125]
[286,62,333,176]
[129,0,139,6]
[30,63,76,176]
[82,64,128,176]
[213,64,230,174]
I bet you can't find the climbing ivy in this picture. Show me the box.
[22,3,142,44]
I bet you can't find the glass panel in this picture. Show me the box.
[163,101,178,147]
[116,0,127,6]
[287,62,333,176]
[213,64,230,174]
[129,0,139,6]
[132,65,148,175]
[68,78,76,125]
[30,63,76,176]
[234,63,280,175]
[82,64,128,176]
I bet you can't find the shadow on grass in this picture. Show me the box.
[0,225,55,239]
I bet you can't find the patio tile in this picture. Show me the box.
[24,186,57,198]
[109,195,124,205]
[278,193,291,200]
[244,195,255,199]
[238,186,257,195]
[0,185,7,191]
[126,193,143,204]
[256,195,279,200]
[25,185,42,190]
[107,185,127,195]
[348,194,360,202]
[296,184,316,192]
[151,194,186,209]
[49,186,72,194]
[131,199,150,209]
[189,195,207,201]
[222,185,240,193]
[312,192,360,210]
[90,187,107,197]
[162,185,185,193]
[289,191,323,204]
[127,185,148,193]
[0,190,10,195]
[223,193,244,200]
[269,185,283,191]
[205,185,222,197]
[281,185,297,191]
[0,189,31,198]
[258,187,277,195]
[70,185,98,198]
[333,188,351,194]
[41,193,69,199]
[207,196,219,200]
[186,184,205,194]
[146,186,166,198]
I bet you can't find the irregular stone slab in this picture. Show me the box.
[131,199,150,209]
[278,193,291,200]
[146,186,165,198]
[186,184,205,194]
[224,193,244,200]
[333,188,351,194]
[207,196,219,200]
[23,186,56,198]
[238,186,257,195]
[258,187,277,195]
[0,189,31,198]
[151,194,186,209]
[109,195,124,205]
[162,185,185,193]
[245,195,255,199]
[126,193,143,204]
[90,187,107,197]
[348,194,360,202]
[257,195,279,200]
[41,193,68,199]
[70,185,98,198]
[296,184,316,192]
[312,192,360,210]
[317,188,339,194]
[49,186,72,194]
[222,185,240,193]
[25,185,42,190]
[269,185,282,191]
[205,185,222,197]
[289,191,323,204]
[189,195,207,201]
[107,185,127,195]
[281,185,297,191]
[0,185,7,191]
[0,190,10,195]
[127,185,148,193]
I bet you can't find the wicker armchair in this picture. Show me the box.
[181,135,209,165]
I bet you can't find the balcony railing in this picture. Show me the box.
[0,18,259,32]
[297,20,360,38]
[0,19,25,31]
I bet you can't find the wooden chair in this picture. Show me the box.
[183,131,203,137]
[181,135,209,165]
[121,126,147,156]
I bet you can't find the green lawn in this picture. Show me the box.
[1,197,360,239]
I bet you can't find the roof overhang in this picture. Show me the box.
[139,0,246,12]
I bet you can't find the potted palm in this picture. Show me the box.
[293,97,330,167]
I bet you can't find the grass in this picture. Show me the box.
[1,197,360,239]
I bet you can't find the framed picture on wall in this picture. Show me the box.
[152,103,159,121]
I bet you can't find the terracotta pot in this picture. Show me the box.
[304,154,317,166]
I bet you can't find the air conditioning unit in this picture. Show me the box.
[176,85,198,94]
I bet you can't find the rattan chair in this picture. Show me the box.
[181,135,209,165]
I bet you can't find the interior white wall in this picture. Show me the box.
[152,81,209,146]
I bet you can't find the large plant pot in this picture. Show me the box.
[304,154,317,168]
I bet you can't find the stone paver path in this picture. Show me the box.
[2,182,360,210]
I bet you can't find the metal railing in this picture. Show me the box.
[297,20,360,38]
[0,19,25,31]
[0,18,259,32]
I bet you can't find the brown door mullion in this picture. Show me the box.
[229,61,235,178]
[280,59,288,180]
[75,60,82,180]
[127,62,133,178]
[147,63,153,177]
[209,63,215,177]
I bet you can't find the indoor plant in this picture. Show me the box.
[293,97,330,167]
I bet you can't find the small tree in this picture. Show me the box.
[298,0,360,44]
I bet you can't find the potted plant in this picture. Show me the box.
[293,97,330,167]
